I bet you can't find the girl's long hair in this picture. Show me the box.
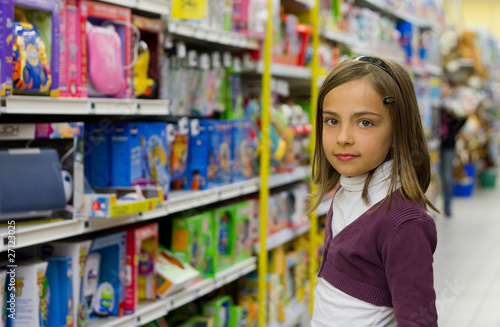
[309,57,439,214]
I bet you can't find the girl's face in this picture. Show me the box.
[322,78,393,177]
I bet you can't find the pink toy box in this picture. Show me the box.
[85,1,132,99]
[59,0,87,97]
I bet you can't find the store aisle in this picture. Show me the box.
[434,182,500,327]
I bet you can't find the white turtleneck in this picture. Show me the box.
[312,160,397,327]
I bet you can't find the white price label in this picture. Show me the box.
[176,42,186,58]
[223,52,232,68]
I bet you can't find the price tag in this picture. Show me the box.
[212,52,221,68]
[188,50,198,67]
[233,57,242,72]
[200,53,210,70]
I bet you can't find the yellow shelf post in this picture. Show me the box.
[309,0,321,316]
[258,0,273,326]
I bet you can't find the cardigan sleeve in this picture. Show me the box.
[382,216,438,326]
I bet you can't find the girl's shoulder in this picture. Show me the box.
[382,190,435,228]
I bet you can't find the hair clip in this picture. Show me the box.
[383,96,396,104]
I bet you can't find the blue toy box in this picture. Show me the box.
[110,122,170,199]
[46,255,73,327]
[85,123,111,188]
[169,118,190,190]
[186,120,232,190]
[81,232,127,323]
[231,119,254,183]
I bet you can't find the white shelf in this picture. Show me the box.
[322,29,356,47]
[98,0,169,16]
[256,62,312,80]
[270,300,309,327]
[167,19,260,50]
[0,96,170,116]
[316,200,331,217]
[0,167,310,252]
[91,257,257,327]
[254,224,310,253]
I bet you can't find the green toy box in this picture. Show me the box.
[203,296,231,327]
[171,211,216,278]
[233,201,253,264]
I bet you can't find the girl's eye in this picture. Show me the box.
[324,118,338,126]
[358,120,373,127]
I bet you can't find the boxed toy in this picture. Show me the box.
[110,122,170,200]
[132,14,162,99]
[233,201,253,263]
[44,239,92,326]
[81,232,127,323]
[46,255,73,327]
[6,260,48,327]
[179,317,214,327]
[1,0,60,96]
[156,245,199,298]
[228,305,243,327]
[84,123,111,188]
[231,119,254,182]
[85,1,132,98]
[59,0,87,97]
[203,296,231,327]
[186,120,232,190]
[169,118,190,190]
[171,211,215,277]
[213,205,235,271]
[125,223,158,314]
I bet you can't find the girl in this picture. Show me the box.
[310,56,438,327]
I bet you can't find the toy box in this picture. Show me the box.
[179,317,214,327]
[59,0,87,97]
[0,122,84,220]
[46,255,73,327]
[228,305,243,327]
[233,201,253,263]
[6,260,48,327]
[110,122,170,200]
[171,211,215,277]
[85,1,132,98]
[84,123,111,188]
[231,120,254,182]
[44,239,92,326]
[82,232,127,322]
[213,205,235,271]
[1,0,60,96]
[0,270,6,327]
[125,223,158,314]
[203,296,231,327]
[186,120,232,190]
[156,245,199,298]
[132,14,162,99]
[169,118,190,190]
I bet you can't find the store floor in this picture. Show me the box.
[434,183,500,327]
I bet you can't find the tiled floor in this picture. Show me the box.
[434,182,500,327]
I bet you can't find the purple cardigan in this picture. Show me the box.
[318,189,438,326]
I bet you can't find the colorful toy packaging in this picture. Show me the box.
[132,14,162,99]
[44,239,92,326]
[203,296,231,327]
[46,255,73,327]
[171,211,215,277]
[125,223,158,314]
[233,201,253,263]
[6,260,49,327]
[169,118,190,190]
[213,205,235,271]
[156,245,199,298]
[231,120,254,182]
[110,122,170,200]
[1,0,60,97]
[81,232,127,323]
[85,1,132,98]
[84,123,111,188]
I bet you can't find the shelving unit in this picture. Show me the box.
[0,167,310,253]
[253,223,310,253]
[98,0,169,15]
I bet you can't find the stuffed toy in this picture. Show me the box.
[458,30,489,79]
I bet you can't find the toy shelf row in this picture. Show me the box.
[90,257,257,327]
[0,166,310,253]
[253,223,310,254]
[357,0,442,30]
[268,299,309,327]
[321,29,443,76]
